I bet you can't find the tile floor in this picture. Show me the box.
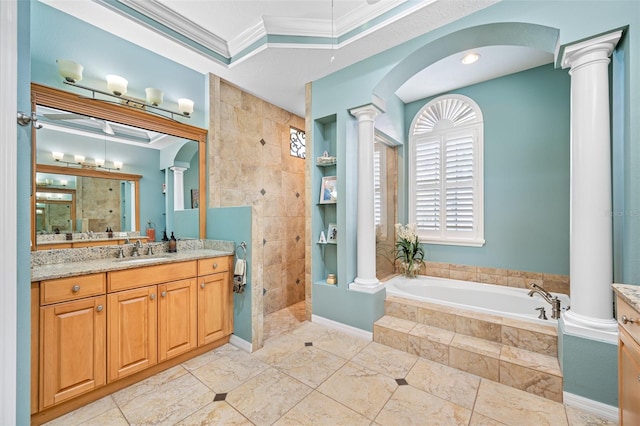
[45,304,617,426]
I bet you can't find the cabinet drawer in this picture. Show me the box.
[197,257,230,276]
[618,296,640,345]
[40,273,106,305]
[108,261,197,292]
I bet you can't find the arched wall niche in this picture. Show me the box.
[371,22,561,113]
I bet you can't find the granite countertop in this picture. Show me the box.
[32,248,233,282]
[613,283,640,314]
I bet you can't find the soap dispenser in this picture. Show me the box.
[162,230,169,242]
[168,232,177,253]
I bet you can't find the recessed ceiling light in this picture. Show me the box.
[461,53,480,65]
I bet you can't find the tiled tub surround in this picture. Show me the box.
[419,261,571,296]
[385,275,570,325]
[375,295,563,402]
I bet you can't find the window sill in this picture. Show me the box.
[419,238,485,247]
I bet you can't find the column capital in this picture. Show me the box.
[560,30,622,70]
[349,104,382,121]
[169,166,187,174]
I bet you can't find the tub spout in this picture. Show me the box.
[528,283,562,319]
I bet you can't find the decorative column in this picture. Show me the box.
[349,104,383,292]
[561,30,622,339]
[170,166,186,211]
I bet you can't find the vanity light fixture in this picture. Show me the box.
[461,53,480,65]
[112,161,123,170]
[60,179,68,186]
[177,98,194,116]
[106,75,128,96]
[74,154,85,164]
[57,59,84,83]
[52,152,64,161]
[56,60,194,119]
[95,158,105,167]
[145,88,164,106]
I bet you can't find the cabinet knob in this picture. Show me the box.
[150,293,156,300]
[213,263,218,269]
[72,285,81,293]
[96,305,104,312]
[201,283,205,289]
[161,291,167,297]
[621,315,636,324]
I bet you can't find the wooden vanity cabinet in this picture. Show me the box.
[158,278,198,361]
[198,271,232,345]
[107,285,158,382]
[617,295,640,425]
[37,273,107,410]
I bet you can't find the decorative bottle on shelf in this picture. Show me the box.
[162,230,169,241]
[107,227,113,238]
[168,232,177,253]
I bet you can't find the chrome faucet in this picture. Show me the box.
[147,243,154,256]
[131,240,142,257]
[528,283,562,319]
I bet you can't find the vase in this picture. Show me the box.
[401,261,421,278]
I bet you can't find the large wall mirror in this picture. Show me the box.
[31,83,207,250]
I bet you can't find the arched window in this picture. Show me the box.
[409,94,484,246]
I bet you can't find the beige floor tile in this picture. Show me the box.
[44,396,117,426]
[474,379,569,426]
[253,332,308,365]
[181,343,239,371]
[469,412,508,425]
[175,401,253,425]
[317,361,397,420]
[375,384,471,425]
[273,391,371,426]
[314,328,370,359]
[405,358,481,410]
[565,405,618,426]
[350,342,418,378]
[118,373,215,425]
[226,367,313,426]
[191,347,271,393]
[77,407,129,426]
[112,365,189,406]
[273,346,347,387]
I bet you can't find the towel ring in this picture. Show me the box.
[236,241,247,261]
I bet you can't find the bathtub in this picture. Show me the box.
[385,274,570,325]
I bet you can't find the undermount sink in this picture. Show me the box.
[116,256,170,264]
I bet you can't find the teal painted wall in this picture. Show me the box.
[206,207,252,343]
[16,1,32,423]
[30,2,207,128]
[405,64,570,275]
[559,325,619,407]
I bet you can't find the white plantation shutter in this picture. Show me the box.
[409,95,484,246]
[373,142,387,238]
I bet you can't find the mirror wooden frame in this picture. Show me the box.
[30,83,208,250]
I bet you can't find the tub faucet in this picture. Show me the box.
[528,283,562,319]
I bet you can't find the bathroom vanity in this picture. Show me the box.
[613,284,640,426]
[30,248,234,425]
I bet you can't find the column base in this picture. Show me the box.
[561,311,618,343]
[349,277,385,294]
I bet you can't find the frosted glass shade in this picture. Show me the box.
[95,158,105,167]
[145,88,164,106]
[52,152,64,161]
[57,59,83,83]
[106,75,128,96]
[178,98,194,116]
[74,155,85,164]
[113,161,123,170]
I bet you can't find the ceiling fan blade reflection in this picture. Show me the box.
[102,121,115,135]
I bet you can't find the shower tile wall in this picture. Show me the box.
[208,75,306,327]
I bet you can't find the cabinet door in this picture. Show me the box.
[107,286,157,382]
[158,278,197,361]
[40,296,106,409]
[620,329,640,425]
[198,272,231,346]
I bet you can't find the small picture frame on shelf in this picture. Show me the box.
[318,230,327,244]
[319,175,337,204]
[327,223,337,244]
